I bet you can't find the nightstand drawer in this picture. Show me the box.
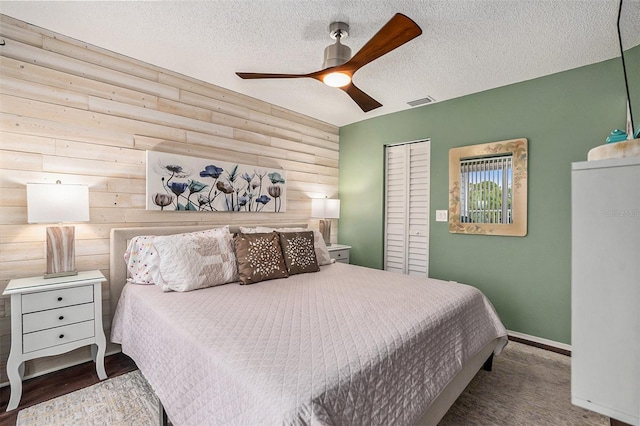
[330,249,350,263]
[23,320,95,353]
[22,285,94,314]
[23,303,95,333]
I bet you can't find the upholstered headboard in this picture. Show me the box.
[108,224,308,320]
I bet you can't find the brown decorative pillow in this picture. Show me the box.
[233,232,288,284]
[279,231,320,275]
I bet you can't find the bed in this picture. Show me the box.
[109,224,507,426]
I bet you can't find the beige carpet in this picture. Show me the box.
[18,341,609,425]
[439,341,608,425]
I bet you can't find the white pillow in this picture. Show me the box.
[124,226,230,285]
[241,226,332,266]
[124,235,158,284]
[310,232,332,266]
[154,231,238,292]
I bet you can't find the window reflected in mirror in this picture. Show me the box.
[449,138,528,236]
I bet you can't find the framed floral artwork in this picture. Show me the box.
[146,151,286,212]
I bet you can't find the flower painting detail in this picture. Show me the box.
[146,151,286,212]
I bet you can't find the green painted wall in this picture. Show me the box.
[623,44,640,134]
[338,58,628,344]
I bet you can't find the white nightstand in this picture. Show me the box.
[3,270,108,411]
[327,244,351,264]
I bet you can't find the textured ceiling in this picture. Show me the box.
[1,1,638,127]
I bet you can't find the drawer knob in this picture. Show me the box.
[59,334,64,339]
[58,316,64,320]
[57,297,63,302]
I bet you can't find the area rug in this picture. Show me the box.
[18,342,609,425]
[16,370,159,426]
[439,341,608,425]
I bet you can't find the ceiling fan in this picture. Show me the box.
[236,13,422,112]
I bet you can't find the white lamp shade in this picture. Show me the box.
[311,198,340,219]
[27,183,90,223]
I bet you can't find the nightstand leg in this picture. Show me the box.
[92,342,107,380]
[6,354,23,411]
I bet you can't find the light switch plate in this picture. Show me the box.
[435,210,448,222]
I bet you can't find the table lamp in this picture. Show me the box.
[311,197,340,246]
[27,181,90,278]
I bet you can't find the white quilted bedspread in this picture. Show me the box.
[111,263,507,426]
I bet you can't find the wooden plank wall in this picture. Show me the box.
[0,14,339,385]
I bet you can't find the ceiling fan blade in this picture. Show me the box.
[236,72,313,79]
[340,82,382,112]
[342,13,422,73]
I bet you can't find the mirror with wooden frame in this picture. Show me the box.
[449,138,528,236]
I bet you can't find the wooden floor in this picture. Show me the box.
[0,352,137,426]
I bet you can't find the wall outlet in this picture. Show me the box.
[435,210,448,222]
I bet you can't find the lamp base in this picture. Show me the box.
[319,219,332,246]
[44,270,79,279]
[45,225,78,279]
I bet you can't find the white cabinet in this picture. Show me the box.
[3,270,108,411]
[571,157,640,425]
[327,244,351,264]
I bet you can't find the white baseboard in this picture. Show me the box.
[508,330,572,353]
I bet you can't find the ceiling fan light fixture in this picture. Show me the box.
[236,13,422,113]
[323,72,351,88]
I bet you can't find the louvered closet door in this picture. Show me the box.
[384,141,430,276]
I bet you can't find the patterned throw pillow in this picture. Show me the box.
[234,232,288,285]
[124,235,158,284]
[279,231,320,275]
[240,226,332,266]
[154,232,238,292]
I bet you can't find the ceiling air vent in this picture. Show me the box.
[407,95,436,107]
